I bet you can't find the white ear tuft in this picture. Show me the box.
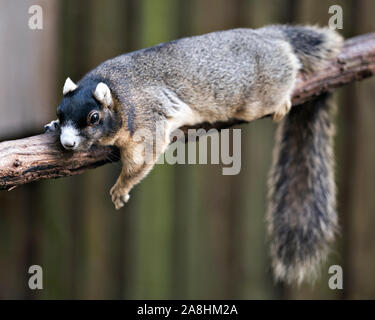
[63,77,78,95]
[94,82,113,107]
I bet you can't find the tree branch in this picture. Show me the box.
[1,33,375,191]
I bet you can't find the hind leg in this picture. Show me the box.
[272,96,292,122]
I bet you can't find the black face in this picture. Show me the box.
[57,81,117,151]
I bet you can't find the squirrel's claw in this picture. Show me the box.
[273,98,292,122]
[44,120,60,133]
[110,185,130,210]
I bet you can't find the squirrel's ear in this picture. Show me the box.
[94,82,113,107]
[63,77,78,95]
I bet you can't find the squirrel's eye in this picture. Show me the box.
[88,111,100,125]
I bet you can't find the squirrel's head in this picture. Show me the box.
[57,77,120,151]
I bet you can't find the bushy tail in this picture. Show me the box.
[267,94,337,284]
[266,26,343,284]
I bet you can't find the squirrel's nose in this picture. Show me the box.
[62,141,76,149]
[60,126,80,150]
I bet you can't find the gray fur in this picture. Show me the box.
[82,27,302,126]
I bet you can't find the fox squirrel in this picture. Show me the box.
[45,25,343,284]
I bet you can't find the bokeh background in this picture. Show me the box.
[0,0,374,299]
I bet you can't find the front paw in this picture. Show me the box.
[44,120,60,133]
[110,185,130,210]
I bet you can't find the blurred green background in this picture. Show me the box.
[0,0,375,299]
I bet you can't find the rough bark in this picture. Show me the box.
[1,33,375,191]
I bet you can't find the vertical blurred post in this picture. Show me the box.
[131,0,177,299]
[0,0,57,138]
[0,0,58,299]
[337,0,375,299]
[110,0,141,300]
[170,0,193,299]
[56,0,93,299]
